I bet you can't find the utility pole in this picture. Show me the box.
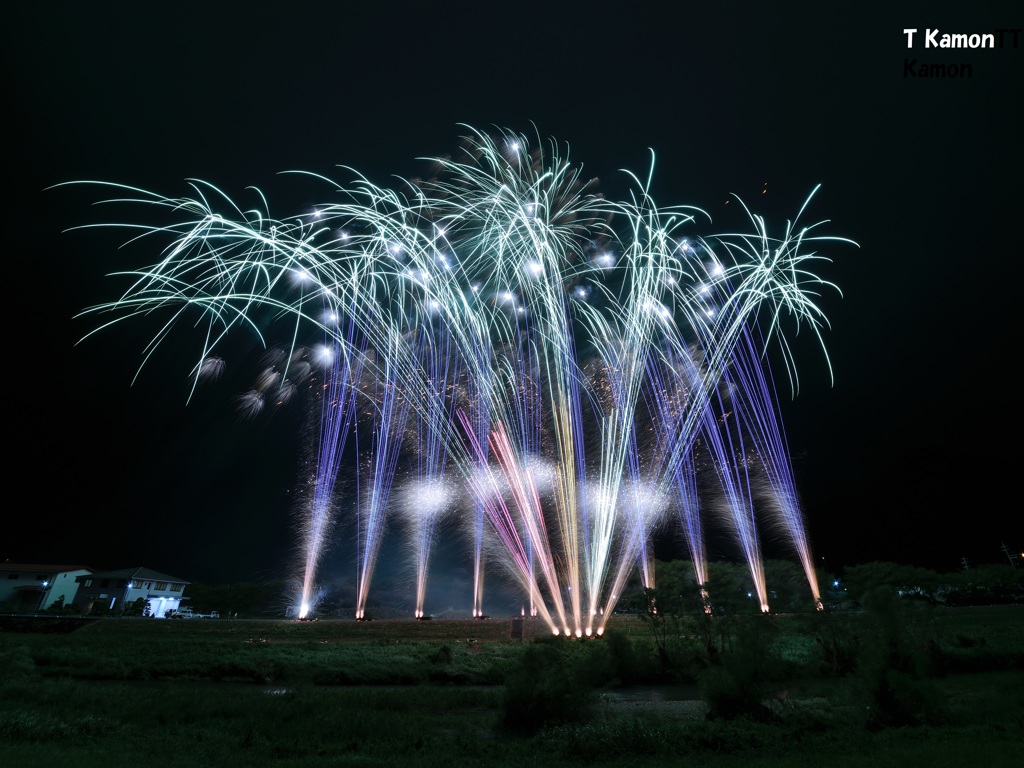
[1001,542,1018,569]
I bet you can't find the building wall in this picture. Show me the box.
[39,569,92,610]
[1,567,92,612]
[0,570,50,607]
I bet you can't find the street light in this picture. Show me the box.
[35,580,51,613]
[121,581,134,615]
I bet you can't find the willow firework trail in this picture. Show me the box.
[297,310,363,619]
[403,323,460,618]
[57,125,855,628]
[727,325,823,607]
[355,346,411,620]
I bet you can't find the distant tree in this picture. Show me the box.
[762,559,809,612]
[945,564,1024,606]
[122,597,148,617]
[648,558,706,615]
[44,596,66,614]
[184,581,289,617]
[817,567,855,609]
[842,562,942,604]
[705,561,759,615]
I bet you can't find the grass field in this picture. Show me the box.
[1,606,1021,767]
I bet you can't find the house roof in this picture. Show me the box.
[0,564,93,574]
[80,567,190,584]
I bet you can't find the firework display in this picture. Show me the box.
[61,126,853,634]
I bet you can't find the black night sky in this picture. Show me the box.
[8,2,1021,601]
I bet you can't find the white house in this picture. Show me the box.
[73,567,190,618]
[0,563,94,612]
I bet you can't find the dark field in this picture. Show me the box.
[1,606,1021,767]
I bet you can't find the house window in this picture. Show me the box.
[83,579,93,587]
[170,583,184,592]
[100,580,110,588]
[155,582,168,591]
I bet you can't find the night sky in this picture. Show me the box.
[9,3,1021,603]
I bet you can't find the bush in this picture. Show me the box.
[852,586,948,729]
[699,618,785,722]
[598,629,642,685]
[500,638,598,734]
[797,611,861,676]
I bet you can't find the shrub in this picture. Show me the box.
[699,618,785,722]
[852,586,948,729]
[500,638,597,734]
[797,611,861,676]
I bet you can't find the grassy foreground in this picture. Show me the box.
[1,607,1021,767]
